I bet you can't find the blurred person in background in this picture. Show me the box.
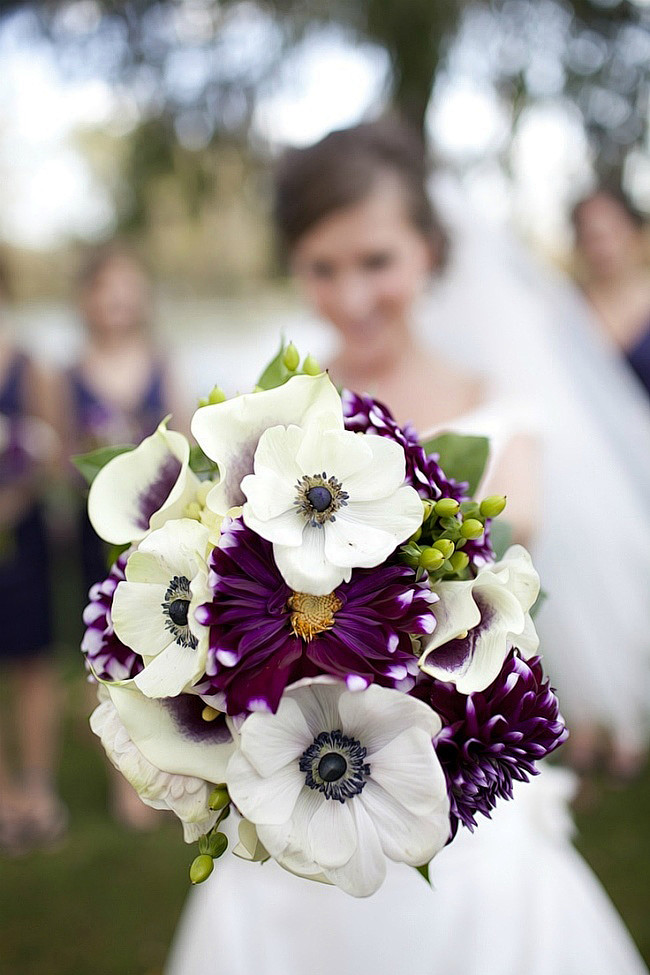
[64,242,189,830]
[166,120,649,975]
[0,255,67,855]
[572,188,650,402]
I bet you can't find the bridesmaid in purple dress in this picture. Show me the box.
[65,243,187,828]
[572,188,650,401]
[0,258,67,853]
[571,187,650,776]
[66,244,185,596]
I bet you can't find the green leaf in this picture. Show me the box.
[415,862,431,885]
[72,444,134,486]
[189,444,219,478]
[106,542,130,569]
[420,433,490,497]
[489,519,513,560]
[256,338,293,391]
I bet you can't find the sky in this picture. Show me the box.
[0,5,632,254]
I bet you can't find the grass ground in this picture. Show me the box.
[1,548,649,975]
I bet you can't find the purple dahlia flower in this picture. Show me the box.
[418,650,568,836]
[342,390,493,564]
[195,517,436,716]
[81,553,143,682]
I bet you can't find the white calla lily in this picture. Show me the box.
[226,678,450,897]
[241,417,423,595]
[90,691,220,842]
[88,419,199,545]
[105,681,234,784]
[112,519,213,698]
[191,373,343,515]
[419,544,541,693]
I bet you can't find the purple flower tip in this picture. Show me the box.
[418,650,568,836]
[81,552,144,682]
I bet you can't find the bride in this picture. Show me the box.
[166,119,649,975]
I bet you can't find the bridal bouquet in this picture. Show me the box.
[79,343,566,897]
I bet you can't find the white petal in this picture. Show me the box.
[289,681,344,739]
[338,683,441,754]
[111,581,171,657]
[515,612,540,656]
[243,504,305,547]
[307,797,357,868]
[227,750,304,825]
[295,424,373,482]
[107,682,233,782]
[132,518,211,582]
[343,435,407,500]
[324,514,397,569]
[88,421,195,545]
[324,800,386,897]
[240,697,313,777]
[494,545,541,613]
[134,642,204,698]
[360,779,450,865]
[90,698,218,843]
[369,727,446,815]
[420,579,481,652]
[191,374,344,514]
[274,526,350,596]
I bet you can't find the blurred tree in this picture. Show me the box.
[3,0,647,224]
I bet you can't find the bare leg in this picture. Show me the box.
[12,655,67,845]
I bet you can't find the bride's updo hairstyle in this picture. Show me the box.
[274,117,447,266]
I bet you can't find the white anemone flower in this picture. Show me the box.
[88,419,199,545]
[240,414,423,596]
[90,689,221,842]
[419,544,541,693]
[226,678,450,897]
[191,373,344,515]
[112,519,213,698]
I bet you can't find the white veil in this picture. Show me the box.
[418,175,650,749]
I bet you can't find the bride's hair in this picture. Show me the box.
[274,117,447,263]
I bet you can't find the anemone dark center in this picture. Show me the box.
[306,485,332,512]
[168,598,190,627]
[318,752,347,782]
[299,729,371,801]
[294,472,349,526]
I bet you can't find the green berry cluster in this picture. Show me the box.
[189,786,231,885]
[399,495,507,582]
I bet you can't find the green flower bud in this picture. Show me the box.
[480,495,507,518]
[449,551,470,573]
[208,831,229,859]
[460,518,484,540]
[418,547,445,572]
[208,385,227,405]
[190,854,214,885]
[302,354,321,376]
[208,786,230,811]
[282,342,300,372]
[409,527,422,543]
[432,538,455,558]
[422,499,436,520]
[198,397,209,408]
[434,498,460,517]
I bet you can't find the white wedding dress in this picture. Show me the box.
[166,390,648,975]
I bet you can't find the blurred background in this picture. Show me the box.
[0,1,649,973]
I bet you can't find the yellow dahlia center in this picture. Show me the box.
[288,591,343,642]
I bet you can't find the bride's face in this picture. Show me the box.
[291,178,434,363]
